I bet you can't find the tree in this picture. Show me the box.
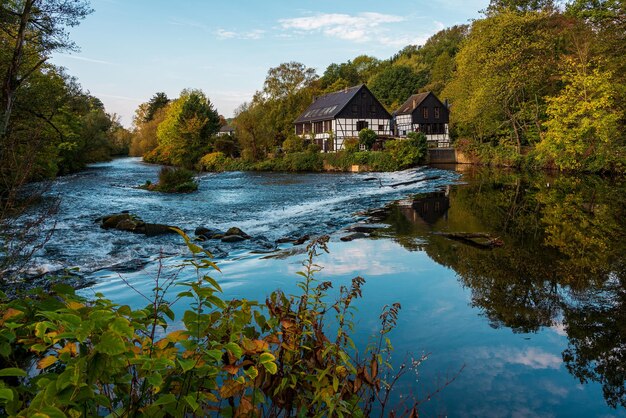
[369,66,422,110]
[156,89,221,168]
[233,99,273,161]
[262,62,317,101]
[539,58,623,172]
[143,92,169,123]
[358,128,377,150]
[0,0,93,137]
[442,10,565,150]
[485,0,556,15]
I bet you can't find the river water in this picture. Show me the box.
[31,158,626,416]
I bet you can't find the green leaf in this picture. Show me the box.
[0,368,26,377]
[224,342,242,359]
[262,361,277,375]
[0,388,14,401]
[95,331,127,356]
[178,358,196,373]
[259,352,275,364]
[185,395,199,411]
[109,317,134,339]
[152,393,177,406]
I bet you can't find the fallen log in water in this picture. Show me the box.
[388,176,441,188]
[431,232,504,249]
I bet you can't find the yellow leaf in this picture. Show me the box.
[166,330,189,342]
[219,380,244,399]
[2,308,23,322]
[37,356,58,369]
[223,364,240,375]
[58,343,78,357]
[66,301,85,310]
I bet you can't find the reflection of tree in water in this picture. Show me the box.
[562,269,626,408]
[379,168,626,408]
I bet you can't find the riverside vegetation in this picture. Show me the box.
[0,233,446,417]
[130,0,626,174]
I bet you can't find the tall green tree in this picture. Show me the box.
[369,65,422,110]
[443,10,565,150]
[539,58,624,172]
[0,0,93,137]
[157,89,221,169]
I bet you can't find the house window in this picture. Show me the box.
[402,130,407,136]
[423,107,429,119]
[370,105,376,114]
[378,124,384,131]
[359,144,366,151]
[434,107,440,119]
[352,105,359,114]
[356,121,368,131]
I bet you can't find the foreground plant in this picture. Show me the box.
[0,232,454,417]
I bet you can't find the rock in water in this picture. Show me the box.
[340,232,368,242]
[293,235,310,245]
[225,227,251,239]
[99,213,177,236]
[221,235,246,243]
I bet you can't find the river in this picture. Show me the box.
[29,158,626,416]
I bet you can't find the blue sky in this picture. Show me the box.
[51,0,488,126]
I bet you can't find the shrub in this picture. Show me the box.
[358,128,377,150]
[140,167,198,193]
[282,135,306,153]
[343,137,359,153]
[386,135,427,169]
[306,143,321,154]
[199,151,227,172]
[0,233,449,417]
[213,136,239,158]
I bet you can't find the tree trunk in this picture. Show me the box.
[0,0,36,138]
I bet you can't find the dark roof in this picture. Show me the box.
[219,124,234,132]
[395,92,431,115]
[294,85,364,123]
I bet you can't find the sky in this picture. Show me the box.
[50,0,489,127]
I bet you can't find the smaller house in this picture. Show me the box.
[394,92,450,147]
[217,124,235,136]
[294,84,392,151]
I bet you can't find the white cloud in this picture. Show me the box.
[216,28,265,40]
[279,12,405,43]
[55,53,117,66]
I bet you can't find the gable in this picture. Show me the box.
[336,85,391,120]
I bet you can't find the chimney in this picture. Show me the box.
[312,96,317,103]
[412,98,416,108]
[344,87,348,94]
[444,98,450,108]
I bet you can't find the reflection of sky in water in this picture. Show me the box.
[84,238,624,417]
[40,158,626,417]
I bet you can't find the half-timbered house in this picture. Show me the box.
[293,84,392,151]
[394,92,450,147]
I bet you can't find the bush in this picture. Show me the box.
[140,167,198,193]
[199,151,227,172]
[343,137,360,153]
[306,143,321,154]
[0,234,442,417]
[385,135,427,169]
[358,128,377,150]
[282,135,306,153]
[213,136,239,158]
[143,144,174,165]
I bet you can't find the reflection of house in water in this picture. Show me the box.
[400,188,450,227]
